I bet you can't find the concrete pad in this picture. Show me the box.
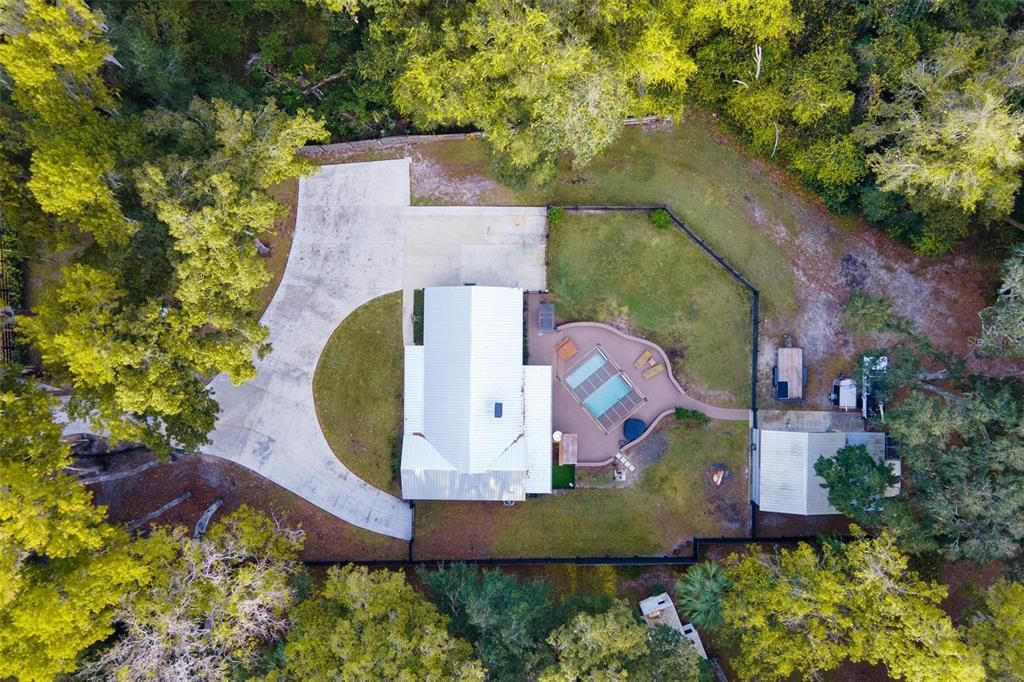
[202,159,414,539]
[200,159,549,540]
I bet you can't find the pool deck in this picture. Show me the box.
[527,295,750,466]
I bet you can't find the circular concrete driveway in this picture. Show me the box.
[200,159,548,540]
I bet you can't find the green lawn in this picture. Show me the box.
[413,419,750,559]
[312,292,404,493]
[549,211,752,406]
[416,112,799,323]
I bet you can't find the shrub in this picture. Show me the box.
[547,206,565,228]
[841,293,893,334]
[649,208,671,229]
[674,407,710,425]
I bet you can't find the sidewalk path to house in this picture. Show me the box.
[200,159,547,540]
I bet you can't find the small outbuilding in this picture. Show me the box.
[638,593,708,659]
[752,429,890,515]
[773,346,805,401]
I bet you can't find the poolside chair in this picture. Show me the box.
[556,337,578,361]
[627,462,636,472]
[633,350,652,369]
[642,363,665,380]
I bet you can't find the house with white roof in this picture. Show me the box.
[752,429,895,515]
[400,286,553,501]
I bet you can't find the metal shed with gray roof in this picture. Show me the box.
[752,429,888,515]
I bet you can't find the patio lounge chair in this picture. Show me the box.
[634,350,652,369]
[556,337,578,361]
[627,462,636,472]
[642,363,665,380]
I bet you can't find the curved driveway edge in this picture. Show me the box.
[202,160,415,540]
[200,159,549,540]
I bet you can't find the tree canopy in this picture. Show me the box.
[0,372,150,682]
[80,506,304,680]
[541,600,702,681]
[271,565,485,681]
[720,532,984,682]
[375,0,798,180]
[887,385,1024,561]
[419,562,560,680]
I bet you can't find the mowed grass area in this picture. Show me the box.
[550,211,751,405]
[313,292,404,494]
[416,112,799,323]
[412,419,749,559]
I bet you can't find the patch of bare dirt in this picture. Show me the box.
[409,148,511,205]
[746,186,1019,407]
[85,451,408,562]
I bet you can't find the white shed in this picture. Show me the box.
[753,430,889,515]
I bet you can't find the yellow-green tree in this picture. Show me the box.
[541,600,701,681]
[374,0,797,178]
[21,98,327,454]
[0,372,150,681]
[721,532,984,682]
[966,579,1024,681]
[271,565,485,681]
[0,0,133,245]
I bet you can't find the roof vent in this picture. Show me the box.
[494,402,503,418]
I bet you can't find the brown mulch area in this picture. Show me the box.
[939,559,1005,623]
[756,510,854,539]
[86,450,408,562]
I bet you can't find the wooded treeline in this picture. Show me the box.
[3,1,1024,679]
[2,0,1024,452]
[3,376,1020,681]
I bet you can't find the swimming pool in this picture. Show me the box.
[583,375,633,418]
[566,352,607,389]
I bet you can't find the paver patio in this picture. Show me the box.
[527,294,749,465]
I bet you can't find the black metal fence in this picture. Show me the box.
[547,205,760,426]
[313,533,847,568]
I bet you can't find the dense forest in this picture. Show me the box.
[2,0,1024,680]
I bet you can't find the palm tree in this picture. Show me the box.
[675,562,730,631]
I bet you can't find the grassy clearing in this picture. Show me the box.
[549,211,751,405]
[313,292,404,494]
[417,113,798,322]
[413,419,749,558]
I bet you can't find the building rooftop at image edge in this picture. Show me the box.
[755,430,887,515]
[401,286,553,501]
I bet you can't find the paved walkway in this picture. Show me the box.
[200,159,547,540]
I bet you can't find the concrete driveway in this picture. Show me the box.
[201,159,547,540]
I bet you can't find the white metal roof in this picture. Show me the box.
[400,286,552,500]
[758,430,889,515]
[757,430,845,515]
[523,365,553,495]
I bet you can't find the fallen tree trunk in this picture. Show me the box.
[128,492,192,531]
[193,499,224,539]
[78,460,159,486]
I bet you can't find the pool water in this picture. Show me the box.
[566,352,607,389]
[583,375,632,417]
